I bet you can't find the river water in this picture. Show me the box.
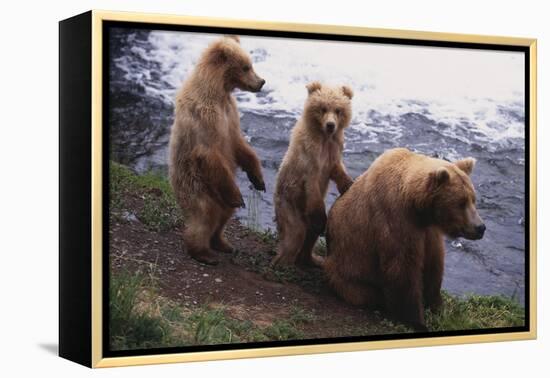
[108,28,526,304]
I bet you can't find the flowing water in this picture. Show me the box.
[109,28,526,304]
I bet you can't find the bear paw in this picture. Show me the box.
[188,249,220,266]
[225,193,246,208]
[247,172,266,192]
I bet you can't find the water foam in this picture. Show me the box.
[114,29,525,147]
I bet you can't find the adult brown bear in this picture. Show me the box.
[324,148,485,330]
[169,36,266,265]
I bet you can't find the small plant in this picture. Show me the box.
[246,188,262,232]
[315,237,327,257]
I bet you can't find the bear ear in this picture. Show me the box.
[225,35,241,44]
[306,81,322,95]
[342,85,354,99]
[209,48,228,64]
[454,157,476,175]
[428,167,450,190]
[207,41,231,65]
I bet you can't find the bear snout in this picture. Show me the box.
[474,223,486,239]
[463,222,486,240]
[325,122,335,134]
[252,77,266,92]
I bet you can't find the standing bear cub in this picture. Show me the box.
[169,36,266,265]
[324,148,485,330]
[273,81,354,267]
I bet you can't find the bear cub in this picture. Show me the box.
[324,148,485,330]
[169,36,266,265]
[273,81,354,267]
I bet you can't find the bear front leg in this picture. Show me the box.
[383,267,427,331]
[330,161,353,195]
[423,232,444,312]
[235,138,265,191]
[194,147,245,208]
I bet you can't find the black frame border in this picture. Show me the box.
[59,11,93,367]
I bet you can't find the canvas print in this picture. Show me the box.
[107,26,526,352]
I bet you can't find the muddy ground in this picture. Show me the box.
[109,215,409,341]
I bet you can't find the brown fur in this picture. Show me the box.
[324,148,485,330]
[169,36,266,265]
[273,82,354,267]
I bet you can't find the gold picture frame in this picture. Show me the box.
[59,9,537,368]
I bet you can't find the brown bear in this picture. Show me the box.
[273,81,354,267]
[169,35,266,265]
[324,148,485,331]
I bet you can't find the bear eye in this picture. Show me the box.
[335,108,342,116]
[321,106,328,113]
[242,65,251,72]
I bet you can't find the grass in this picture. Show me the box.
[109,271,171,350]
[187,304,317,344]
[109,269,315,349]
[111,266,525,351]
[426,292,525,331]
[110,162,182,232]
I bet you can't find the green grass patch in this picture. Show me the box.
[109,271,524,351]
[109,271,171,350]
[426,292,525,331]
[255,228,278,244]
[187,307,254,344]
[261,320,303,341]
[259,306,316,341]
[110,269,316,350]
[110,161,182,232]
[185,305,315,344]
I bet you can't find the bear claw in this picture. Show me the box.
[228,196,246,208]
[248,173,266,192]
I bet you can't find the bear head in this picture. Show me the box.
[303,81,353,136]
[201,35,265,92]
[416,157,485,240]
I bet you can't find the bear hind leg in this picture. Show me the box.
[210,207,236,254]
[330,271,382,308]
[297,228,323,268]
[272,212,306,266]
[183,200,221,265]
